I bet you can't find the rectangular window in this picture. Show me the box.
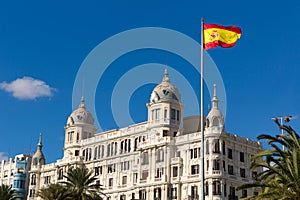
[163,130,170,136]
[191,165,199,175]
[213,139,220,153]
[139,189,147,200]
[171,109,176,120]
[229,187,236,199]
[108,178,113,188]
[155,109,160,120]
[44,176,51,184]
[242,189,247,198]
[95,167,99,176]
[164,109,167,119]
[206,160,209,171]
[173,166,178,177]
[156,149,164,162]
[133,173,138,184]
[172,187,177,199]
[152,109,160,120]
[240,152,245,162]
[190,148,200,159]
[122,176,127,185]
[252,171,257,178]
[191,186,198,199]
[156,167,164,178]
[222,141,226,155]
[141,152,149,165]
[176,110,180,121]
[108,164,116,173]
[228,148,233,159]
[120,195,126,200]
[141,170,148,180]
[29,189,35,197]
[228,165,234,175]
[213,159,220,170]
[240,168,246,178]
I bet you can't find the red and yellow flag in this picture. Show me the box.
[204,24,242,50]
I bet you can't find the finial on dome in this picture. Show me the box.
[213,84,217,97]
[38,133,43,149]
[212,84,219,108]
[79,96,86,108]
[163,68,170,82]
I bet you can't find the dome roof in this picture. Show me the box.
[150,69,181,103]
[66,97,94,126]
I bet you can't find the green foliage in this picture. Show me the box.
[63,166,104,200]
[37,166,104,200]
[237,123,300,200]
[0,184,17,200]
[37,183,72,200]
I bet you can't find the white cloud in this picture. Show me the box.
[0,76,56,100]
[0,152,8,161]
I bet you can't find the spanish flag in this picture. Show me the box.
[204,24,242,50]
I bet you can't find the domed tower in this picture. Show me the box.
[28,133,45,199]
[32,133,45,167]
[205,84,226,196]
[64,97,97,158]
[206,84,224,132]
[147,69,184,136]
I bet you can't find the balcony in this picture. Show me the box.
[188,174,199,179]
[212,170,221,175]
[171,157,183,165]
[140,179,147,184]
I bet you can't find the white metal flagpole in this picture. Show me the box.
[200,18,205,200]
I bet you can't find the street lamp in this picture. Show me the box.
[271,115,294,150]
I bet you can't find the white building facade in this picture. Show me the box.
[27,70,262,200]
[0,154,32,200]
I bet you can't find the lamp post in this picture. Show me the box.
[271,115,293,150]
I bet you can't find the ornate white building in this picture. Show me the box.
[27,70,262,200]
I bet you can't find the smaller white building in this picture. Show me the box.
[0,154,32,200]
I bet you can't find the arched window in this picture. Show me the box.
[213,181,221,195]
[94,147,98,160]
[213,139,220,153]
[206,140,209,154]
[31,174,36,185]
[205,181,209,195]
[212,117,219,126]
[58,169,63,180]
[107,144,111,157]
[134,138,138,151]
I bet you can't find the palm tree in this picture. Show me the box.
[37,183,72,200]
[237,121,300,200]
[0,184,17,200]
[63,166,104,200]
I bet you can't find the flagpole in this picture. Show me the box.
[200,18,205,200]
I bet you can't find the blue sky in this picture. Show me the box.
[1,1,300,163]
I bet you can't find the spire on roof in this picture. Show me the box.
[79,96,86,108]
[37,133,43,150]
[211,84,219,108]
[162,68,170,83]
